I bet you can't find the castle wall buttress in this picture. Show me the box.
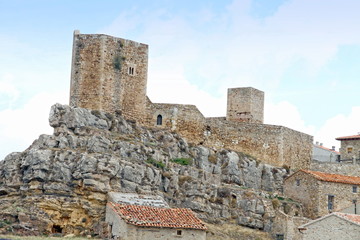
[69,30,148,122]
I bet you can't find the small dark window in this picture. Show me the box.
[128,67,135,75]
[296,179,300,186]
[276,234,284,240]
[157,115,163,125]
[328,195,334,211]
[353,186,358,193]
[177,230,182,236]
[354,200,357,214]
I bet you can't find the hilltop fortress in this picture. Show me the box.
[69,30,313,170]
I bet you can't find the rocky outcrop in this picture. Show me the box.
[0,104,301,237]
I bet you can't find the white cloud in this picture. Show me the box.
[147,65,226,117]
[314,107,360,151]
[0,73,19,107]
[265,101,315,135]
[0,91,68,160]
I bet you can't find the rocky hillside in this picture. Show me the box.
[0,104,302,237]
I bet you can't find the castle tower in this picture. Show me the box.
[69,30,148,121]
[226,87,264,124]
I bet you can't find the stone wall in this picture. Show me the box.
[338,139,360,160]
[284,171,320,219]
[70,31,148,122]
[204,118,312,169]
[144,106,313,170]
[318,181,359,217]
[145,100,205,144]
[284,171,360,219]
[271,211,308,240]
[226,87,264,124]
[301,214,360,240]
[311,162,360,176]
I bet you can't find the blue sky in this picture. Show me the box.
[1,0,360,160]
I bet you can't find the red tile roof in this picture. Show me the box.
[108,202,207,230]
[336,135,360,141]
[314,144,340,154]
[301,170,360,185]
[335,212,360,225]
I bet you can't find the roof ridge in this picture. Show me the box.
[300,169,360,185]
[109,202,207,230]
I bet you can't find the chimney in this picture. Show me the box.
[320,143,323,146]
[316,141,319,145]
[332,146,335,151]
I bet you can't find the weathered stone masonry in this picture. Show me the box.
[69,31,313,170]
[70,30,148,122]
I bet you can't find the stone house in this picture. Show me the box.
[68,30,313,170]
[284,170,360,219]
[336,134,360,161]
[298,212,360,240]
[312,142,340,162]
[106,202,207,240]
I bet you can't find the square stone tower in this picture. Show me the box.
[69,30,148,121]
[226,87,264,124]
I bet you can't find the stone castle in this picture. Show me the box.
[69,30,313,170]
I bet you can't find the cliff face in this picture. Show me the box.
[0,104,300,237]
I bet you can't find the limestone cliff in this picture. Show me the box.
[0,104,302,237]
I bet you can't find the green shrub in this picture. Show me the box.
[113,55,126,70]
[146,158,165,169]
[171,158,193,166]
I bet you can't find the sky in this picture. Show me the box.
[1,0,360,160]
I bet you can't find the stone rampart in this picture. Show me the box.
[203,118,312,169]
[68,31,313,170]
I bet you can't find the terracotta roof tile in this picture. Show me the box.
[334,212,360,225]
[336,135,360,141]
[301,170,360,185]
[108,202,207,230]
[314,144,340,154]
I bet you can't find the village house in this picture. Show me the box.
[312,142,340,162]
[105,202,207,240]
[284,170,360,219]
[298,212,360,240]
[336,134,360,161]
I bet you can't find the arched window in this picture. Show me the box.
[157,115,163,125]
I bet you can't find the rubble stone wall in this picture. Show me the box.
[284,171,320,219]
[204,118,312,169]
[311,162,360,176]
[226,87,264,124]
[70,31,148,122]
[338,139,360,160]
